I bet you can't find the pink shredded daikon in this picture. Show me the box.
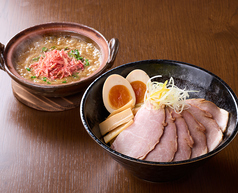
[30,49,84,80]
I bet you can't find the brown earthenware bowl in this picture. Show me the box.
[0,22,119,97]
[80,60,238,182]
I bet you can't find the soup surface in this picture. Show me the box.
[16,34,101,84]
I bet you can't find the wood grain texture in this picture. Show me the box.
[0,0,238,192]
[11,80,82,111]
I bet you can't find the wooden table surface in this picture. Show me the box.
[0,0,238,192]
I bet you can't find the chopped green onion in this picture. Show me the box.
[31,76,36,79]
[26,67,31,71]
[68,49,83,60]
[51,46,56,50]
[85,59,90,66]
[64,47,69,50]
[32,56,40,61]
[47,81,51,84]
[43,77,47,82]
[62,81,67,83]
[72,72,79,76]
[42,47,48,52]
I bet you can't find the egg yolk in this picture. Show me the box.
[130,81,146,104]
[109,85,131,109]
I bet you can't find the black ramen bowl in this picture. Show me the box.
[80,60,238,182]
[0,22,119,97]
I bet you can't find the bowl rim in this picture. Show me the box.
[3,22,112,90]
[80,59,238,166]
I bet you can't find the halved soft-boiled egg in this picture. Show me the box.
[126,69,150,104]
[103,74,136,113]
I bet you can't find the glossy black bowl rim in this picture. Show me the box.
[80,59,238,166]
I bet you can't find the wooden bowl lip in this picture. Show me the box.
[80,59,238,166]
[3,22,111,90]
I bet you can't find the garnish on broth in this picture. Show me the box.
[16,35,101,85]
[30,49,85,81]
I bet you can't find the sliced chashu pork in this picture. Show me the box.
[111,105,166,159]
[187,99,229,132]
[171,110,194,161]
[144,108,177,162]
[182,110,208,158]
[187,104,223,152]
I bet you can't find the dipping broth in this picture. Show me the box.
[16,34,102,85]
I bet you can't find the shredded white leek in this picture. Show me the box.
[144,76,198,113]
